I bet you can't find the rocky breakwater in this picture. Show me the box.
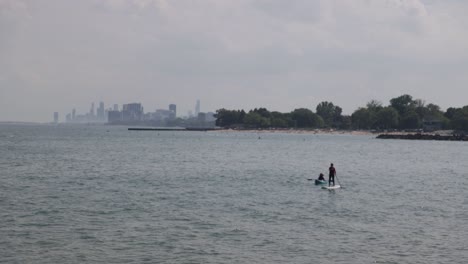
[377,133,468,141]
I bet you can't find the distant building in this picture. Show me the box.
[108,110,122,123]
[53,112,59,123]
[113,104,119,111]
[143,112,153,121]
[122,103,143,121]
[197,112,206,122]
[73,114,87,123]
[97,101,105,121]
[205,112,216,122]
[195,99,200,116]
[169,104,176,119]
[423,118,443,132]
[72,108,76,121]
[90,103,95,117]
[154,109,171,121]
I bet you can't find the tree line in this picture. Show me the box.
[214,94,468,131]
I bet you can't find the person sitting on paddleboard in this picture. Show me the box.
[318,173,325,181]
[329,163,336,186]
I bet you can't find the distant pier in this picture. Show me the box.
[128,127,219,132]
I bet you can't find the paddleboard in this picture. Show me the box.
[315,179,327,185]
[322,185,341,190]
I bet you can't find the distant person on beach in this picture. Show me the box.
[329,163,336,186]
[318,173,325,181]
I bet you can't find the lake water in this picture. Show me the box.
[1,124,467,263]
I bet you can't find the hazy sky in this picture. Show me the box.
[1,0,468,122]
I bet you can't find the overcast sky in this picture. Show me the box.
[1,0,468,122]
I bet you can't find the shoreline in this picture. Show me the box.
[209,128,461,138]
[209,128,376,136]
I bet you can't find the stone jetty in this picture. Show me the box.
[376,133,468,141]
[128,127,219,131]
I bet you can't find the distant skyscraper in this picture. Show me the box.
[108,110,122,123]
[169,104,176,119]
[90,103,95,117]
[97,101,105,121]
[113,104,118,111]
[72,109,76,120]
[122,103,143,121]
[195,99,200,116]
[53,112,59,123]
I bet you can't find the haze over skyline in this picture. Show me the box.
[1,0,468,122]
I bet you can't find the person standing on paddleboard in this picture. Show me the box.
[328,163,336,186]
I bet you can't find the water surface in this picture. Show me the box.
[1,124,467,263]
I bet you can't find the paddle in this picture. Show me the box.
[335,173,344,189]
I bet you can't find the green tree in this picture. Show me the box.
[419,103,450,129]
[316,101,343,127]
[414,99,428,119]
[351,107,376,129]
[333,106,343,127]
[252,108,271,119]
[215,109,245,127]
[450,106,468,131]
[374,107,399,129]
[316,101,335,126]
[445,107,458,120]
[426,103,441,115]
[270,111,289,128]
[339,115,352,129]
[291,108,324,128]
[351,108,371,129]
[366,100,383,112]
[244,112,270,128]
[400,110,421,129]
[390,94,415,116]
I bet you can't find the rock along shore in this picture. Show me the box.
[376,133,468,141]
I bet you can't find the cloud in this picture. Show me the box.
[1,0,468,121]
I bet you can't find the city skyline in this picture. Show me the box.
[55,99,208,124]
[2,1,468,122]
